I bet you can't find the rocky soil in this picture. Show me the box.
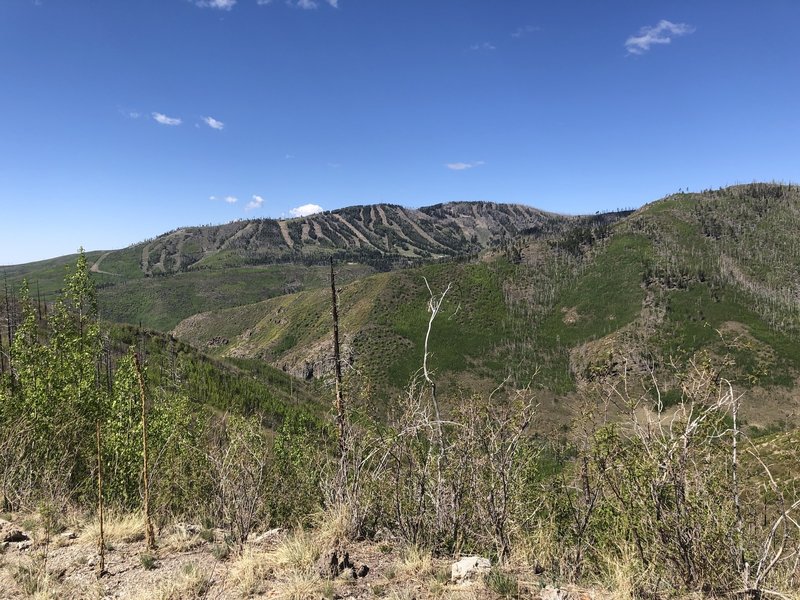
[0,512,597,600]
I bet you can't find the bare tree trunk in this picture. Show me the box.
[422,277,451,534]
[729,381,747,587]
[96,420,106,578]
[134,352,155,551]
[330,258,347,501]
[2,277,12,380]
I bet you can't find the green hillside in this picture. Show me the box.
[97,262,374,331]
[107,324,323,427]
[5,184,800,429]
[172,184,800,428]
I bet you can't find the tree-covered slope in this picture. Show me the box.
[3,201,581,331]
[172,184,800,427]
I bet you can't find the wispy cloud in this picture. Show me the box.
[245,195,265,211]
[285,0,337,9]
[202,116,224,130]
[289,203,323,217]
[119,107,141,119]
[625,20,695,55]
[195,0,236,9]
[210,195,238,204]
[152,112,182,126]
[470,42,496,51]
[446,161,485,171]
[511,25,540,39]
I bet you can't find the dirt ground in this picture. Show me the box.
[0,512,587,600]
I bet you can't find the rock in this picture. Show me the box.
[17,540,33,551]
[317,548,369,581]
[0,519,30,543]
[451,556,491,584]
[206,337,229,348]
[251,528,283,545]
[60,531,78,540]
[337,551,353,572]
[317,549,341,579]
[175,522,202,535]
[540,586,571,600]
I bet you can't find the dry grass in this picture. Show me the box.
[11,552,54,598]
[4,550,106,600]
[81,511,144,545]
[312,503,353,548]
[162,524,204,553]
[396,544,434,580]
[268,529,320,573]
[272,570,324,600]
[133,562,212,600]
[229,546,272,596]
[229,529,321,597]
[598,547,641,600]
[511,517,560,574]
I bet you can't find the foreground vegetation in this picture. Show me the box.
[2,250,800,598]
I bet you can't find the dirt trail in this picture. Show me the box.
[89,252,121,276]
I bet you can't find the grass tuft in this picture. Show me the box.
[82,512,144,545]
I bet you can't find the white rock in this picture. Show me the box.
[251,527,283,545]
[540,586,570,600]
[450,555,491,583]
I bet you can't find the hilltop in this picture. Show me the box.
[171,184,800,429]
[4,184,800,429]
[3,201,586,332]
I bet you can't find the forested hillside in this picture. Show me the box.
[169,184,800,432]
[3,205,800,598]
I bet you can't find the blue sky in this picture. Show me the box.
[2,0,799,265]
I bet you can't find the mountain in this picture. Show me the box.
[5,184,800,430]
[3,201,579,331]
[171,184,800,428]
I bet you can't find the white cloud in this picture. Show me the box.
[511,25,540,38]
[225,196,238,204]
[625,20,695,55]
[245,195,265,211]
[209,195,217,201]
[202,116,224,130]
[470,42,496,51]
[289,203,323,217]
[446,161,485,171]
[152,112,182,126]
[285,0,337,8]
[257,0,273,4]
[195,0,236,9]
[118,107,141,119]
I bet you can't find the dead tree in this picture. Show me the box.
[134,352,155,551]
[330,258,347,502]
